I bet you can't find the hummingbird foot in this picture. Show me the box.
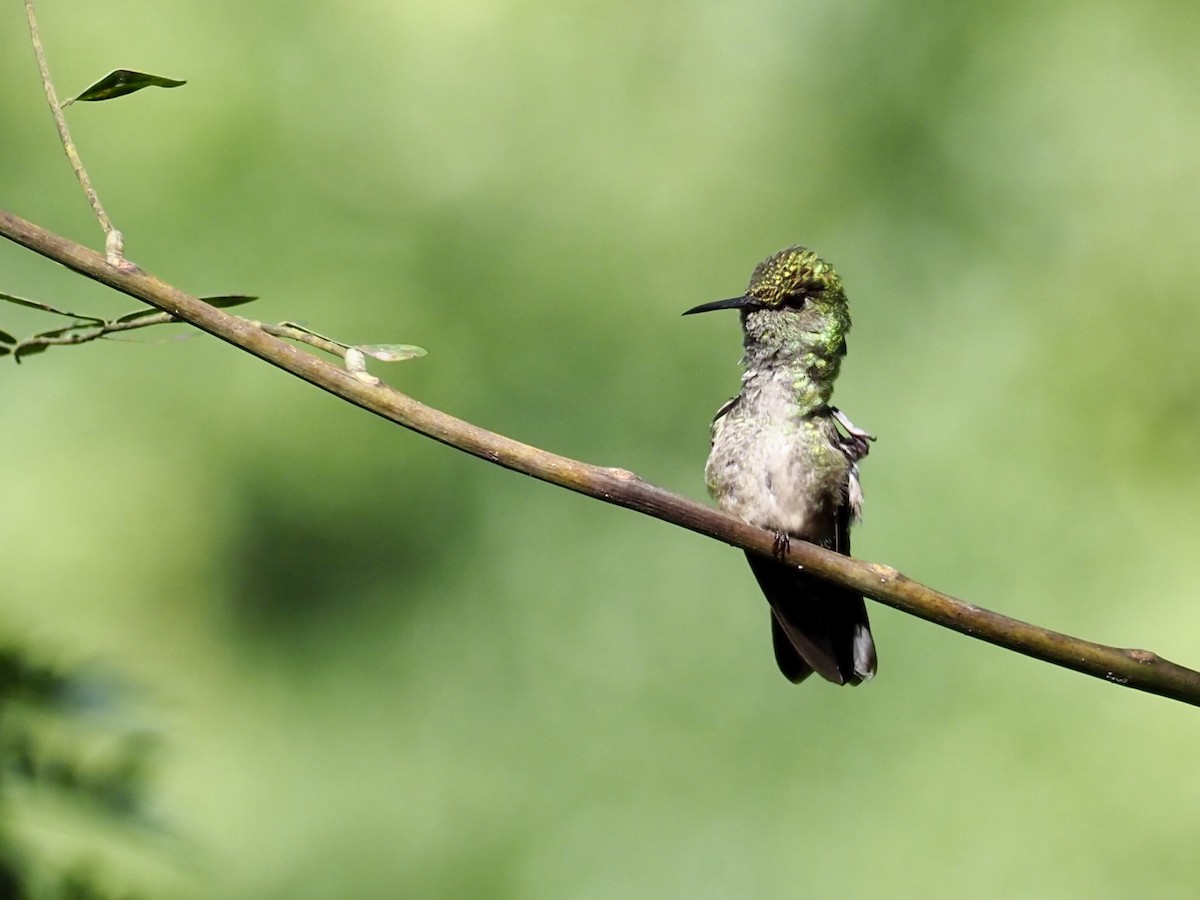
[771,530,791,560]
[831,407,875,462]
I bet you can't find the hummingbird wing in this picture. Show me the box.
[746,480,876,685]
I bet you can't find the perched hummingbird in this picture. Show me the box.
[684,246,877,685]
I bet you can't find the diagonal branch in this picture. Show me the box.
[2,205,1198,707]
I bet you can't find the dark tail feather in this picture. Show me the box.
[745,551,876,685]
[770,614,814,684]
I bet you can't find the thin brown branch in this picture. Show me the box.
[24,0,127,267]
[1,205,1198,707]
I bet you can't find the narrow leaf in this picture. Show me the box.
[201,295,259,309]
[66,69,186,106]
[357,343,427,362]
[0,329,15,345]
[115,309,171,325]
[14,342,50,363]
[31,327,83,341]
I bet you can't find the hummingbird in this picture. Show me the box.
[684,246,877,685]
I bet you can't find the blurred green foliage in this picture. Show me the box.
[3,1,1200,897]
[0,646,158,898]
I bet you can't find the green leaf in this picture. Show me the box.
[14,342,49,363]
[115,308,169,325]
[357,343,427,362]
[201,294,259,309]
[0,292,105,323]
[0,328,15,345]
[31,327,80,341]
[65,69,186,106]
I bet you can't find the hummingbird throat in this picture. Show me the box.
[740,313,846,417]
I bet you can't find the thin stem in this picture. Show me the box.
[24,0,126,267]
[2,205,1199,708]
[8,312,357,358]
[259,322,349,357]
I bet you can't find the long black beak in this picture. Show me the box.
[682,295,753,316]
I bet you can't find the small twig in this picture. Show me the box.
[1,205,1198,708]
[4,296,415,381]
[24,0,128,269]
[7,311,174,358]
[257,322,421,382]
[8,309,345,360]
[259,322,349,357]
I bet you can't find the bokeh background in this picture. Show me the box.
[3,1,1200,896]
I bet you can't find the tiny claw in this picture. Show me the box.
[771,531,791,560]
[831,406,875,441]
[831,407,875,462]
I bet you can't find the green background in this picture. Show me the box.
[3,1,1200,896]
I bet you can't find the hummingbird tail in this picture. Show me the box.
[745,552,876,685]
[770,615,815,684]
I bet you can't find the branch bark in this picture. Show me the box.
[3,206,1198,708]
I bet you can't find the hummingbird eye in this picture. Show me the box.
[782,282,823,308]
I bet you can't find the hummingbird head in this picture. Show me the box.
[684,245,850,371]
